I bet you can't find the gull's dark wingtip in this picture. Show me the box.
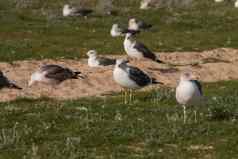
[10,83,23,90]
[156,59,165,64]
[151,78,164,85]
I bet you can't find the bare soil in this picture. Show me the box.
[1,48,238,102]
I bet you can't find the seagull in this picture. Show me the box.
[214,0,224,2]
[28,64,84,87]
[128,18,152,31]
[140,0,152,10]
[87,50,116,67]
[110,24,125,37]
[110,24,140,37]
[235,0,238,7]
[176,72,203,123]
[0,71,22,90]
[123,33,164,63]
[63,4,93,18]
[113,59,163,103]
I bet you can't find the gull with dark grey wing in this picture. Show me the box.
[113,59,163,103]
[87,50,116,67]
[128,18,152,31]
[63,4,93,18]
[28,64,84,87]
[124,33,164,63]
[0,71,22,90]
[176,72,203,123]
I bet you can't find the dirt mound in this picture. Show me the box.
[0,48,238,102]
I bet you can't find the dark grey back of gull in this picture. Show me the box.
[74,9,93,16]
[98,57,116,66]
[41,65,80,83]
[119,63,151,87]
[190,80,203,95]
[138,20,152,30]
[134,42,156,60]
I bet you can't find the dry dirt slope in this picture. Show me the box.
[0,48,238,102]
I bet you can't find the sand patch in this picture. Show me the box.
[0,48,238,102]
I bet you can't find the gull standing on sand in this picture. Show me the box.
[0,71,22,90]
[28,64,84,87]
[176,72,203,123]
[124,33,164,63]
[113,59,163,103]
[63,4,93,18]
[87,50,116,67]
[128,18,152,31]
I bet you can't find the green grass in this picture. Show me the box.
[0,1,238,158]
[0,81,238,158]
[0,0,238,61]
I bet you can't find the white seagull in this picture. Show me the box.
[87,50,116,67]
[63,4,93,18]
[0,71,22,90]
[124,33,164,63]
[214,0,224,2]
[128,18,152,31]
[176,72,203,123]
[28,64,84,87]
[110,24,124,37]
[110,24,139,37]
[140,0,152,10]
[113,59,163,103]
[235,0,238,8]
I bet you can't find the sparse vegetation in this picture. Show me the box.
[0,0,238,61]
[0,81,237,158]
[0,0,238,158]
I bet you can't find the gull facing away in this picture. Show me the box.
[124,33,164,63]
[110,24,125,37]
[176,72,203,123]
[63,4,93,18]
[113,59,163,103]
[128,18,152,31]
[28,64,84,87]
[0,71,22,90]
[87,50,116,67]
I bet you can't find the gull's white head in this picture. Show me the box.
[87,50,97,57]
[116,59,129,67]
[128,18,137,28]
[63,4,71,16]
[180,72,198,81]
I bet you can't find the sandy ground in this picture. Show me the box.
[1,48,238,102]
